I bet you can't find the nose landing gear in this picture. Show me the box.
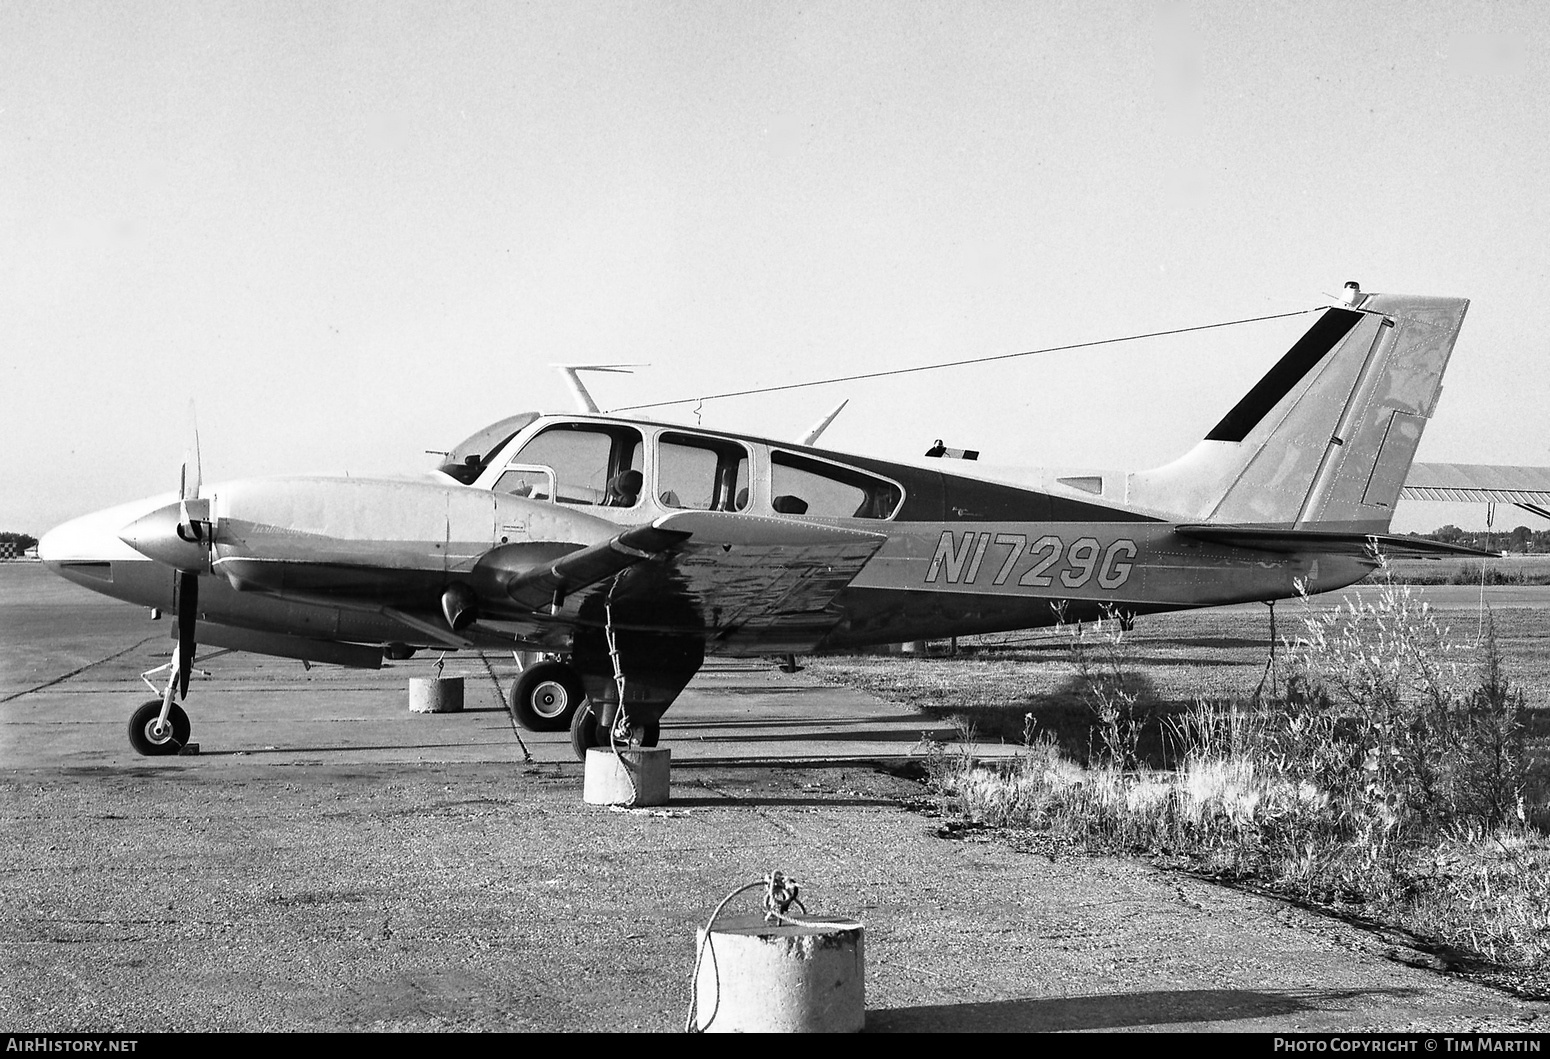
[127,699,191,756]
[128,646,206,756]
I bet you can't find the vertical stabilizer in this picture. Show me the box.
[1126,290,1469,531]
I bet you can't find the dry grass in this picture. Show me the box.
[809,592,1550,755]
[1379,555,1550,586]
[813,580,1550,980]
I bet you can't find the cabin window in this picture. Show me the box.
[656,433,749,511]
[769,451,902,519]
[503,424,643,507]
[493,465,555,501]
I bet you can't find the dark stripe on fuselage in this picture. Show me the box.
[797,450,1162,523]
[1205,307,1364,443]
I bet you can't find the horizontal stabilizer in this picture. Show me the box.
[1175,524,1495,558]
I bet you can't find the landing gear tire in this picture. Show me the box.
[512,662,584,732]
[568,702,661,761]
[569,700,602,761]
[128,699,191,756]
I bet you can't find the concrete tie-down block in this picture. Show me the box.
[408,676,464,713]
[695,914,865,1032]
[584,747,670,807]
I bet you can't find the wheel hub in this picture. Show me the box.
[530,680,569,719]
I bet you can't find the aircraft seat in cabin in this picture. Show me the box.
[605,470,643,507]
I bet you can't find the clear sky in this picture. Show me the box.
[4,0,1547,537]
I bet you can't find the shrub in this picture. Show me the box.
[1283,578,1532,845]
[917,573,1549,969]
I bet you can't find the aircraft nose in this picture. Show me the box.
[40,512,134,564]
[38,493,181,565]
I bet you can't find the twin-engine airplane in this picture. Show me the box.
[41,285,1540,759]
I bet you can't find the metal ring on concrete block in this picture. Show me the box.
[408,676,464,713]
[695,914,865,1033]
[584,747,670,807]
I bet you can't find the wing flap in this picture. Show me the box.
[648,514,887,648]
[668,536,886,650]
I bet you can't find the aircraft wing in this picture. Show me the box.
[1174,524,1494,558]
[480,523,694,612]
[477,510,889,652]
[1402,463,1550,518]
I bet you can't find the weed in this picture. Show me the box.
[1064,612,1170,769]
[905,573,1550,972]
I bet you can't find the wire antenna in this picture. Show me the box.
[606,307,1322,414]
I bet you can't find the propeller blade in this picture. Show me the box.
[176,570,198,698]
[182,401,203,501]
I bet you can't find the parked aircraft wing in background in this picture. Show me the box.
[1403,464,1550,520]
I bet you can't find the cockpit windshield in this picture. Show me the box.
[437,413,540,484]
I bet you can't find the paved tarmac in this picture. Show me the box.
[3,563,1548,1033]
[0,562,966,769]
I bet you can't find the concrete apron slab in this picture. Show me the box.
[1,648,979,769]
[0,567,979,766]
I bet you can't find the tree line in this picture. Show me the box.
[1421,525,1550,553]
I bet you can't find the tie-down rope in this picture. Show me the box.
[604,584,640,807]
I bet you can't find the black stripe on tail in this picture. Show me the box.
[1205,308,1364,442]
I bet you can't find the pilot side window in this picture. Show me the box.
[497,424,643,507]
[770,451,902,519]
[656,433,749,511]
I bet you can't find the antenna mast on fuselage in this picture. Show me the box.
[553,364,642,413]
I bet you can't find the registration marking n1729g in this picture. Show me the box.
[925,531,1137,591]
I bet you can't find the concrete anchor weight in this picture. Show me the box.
[694,914,865,1033]
[408,676,464,713]
[584,747,671,807]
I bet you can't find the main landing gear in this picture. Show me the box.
[506,657,661,760]
[568,701,659,761]
[510,661,585,732]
